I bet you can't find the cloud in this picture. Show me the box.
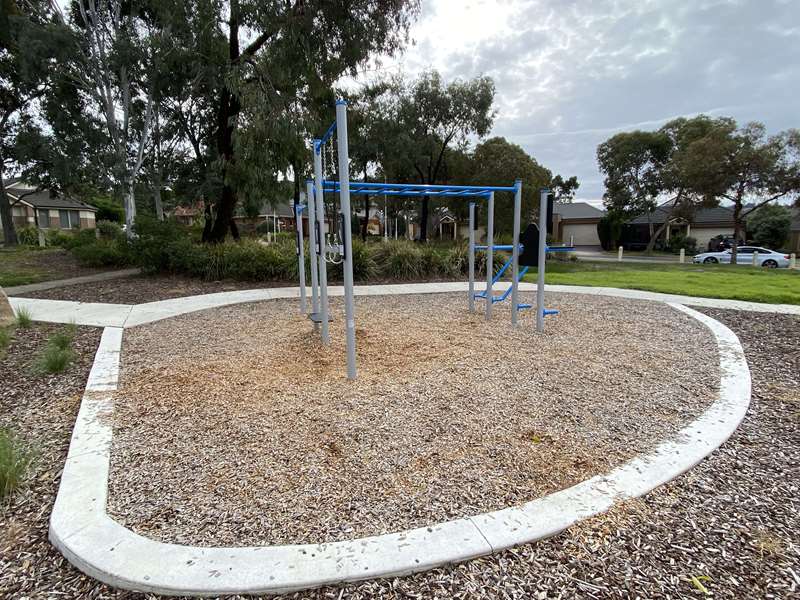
[357,0,800,202]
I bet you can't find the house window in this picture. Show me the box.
[59,210,80,229]
[38,209,50,228]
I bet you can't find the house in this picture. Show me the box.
[172,202,204,226]
[2,178,97,231]
[625,204,736,250]
[551,202,605,246]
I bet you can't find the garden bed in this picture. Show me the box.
[107,292,719,547]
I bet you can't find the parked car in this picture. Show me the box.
[707,235,744,252]
[693,246,791,268]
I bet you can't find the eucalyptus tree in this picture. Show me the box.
[0,0,73,245]
[469,136,551,235]
[157,0,420,243]
[676,121,800,260]
[369,71,495,241]
[58,0,180,237]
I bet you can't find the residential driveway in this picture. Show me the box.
[573,246,682,264]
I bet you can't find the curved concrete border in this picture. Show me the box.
[49,289,751,597]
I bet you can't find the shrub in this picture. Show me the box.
[96,219,124,240]
[373,241,423,280]
[71,238,132,267]
[0,429,34,501]
[45,229,72,248]
[17,226,40,246]
[61,228,98,250]
[747,204,792,250]
[15,307,32,329]
[664,233,698,255]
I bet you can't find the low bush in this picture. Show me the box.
[96,220,124,240]
[61,228,98,250]
[45,229,73,247]
[0,428,34,501]
[17,226,40,246]
[373,241,423,280]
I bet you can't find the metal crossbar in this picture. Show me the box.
[317,179,517,198]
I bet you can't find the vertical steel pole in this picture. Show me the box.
[336,100,357,380]
[305,181,320,328]
[468,202,475,313]
[313,140,330,344]
[511,180,522,326]
[536,188,548,333]
[485,192,494,321]
[295,203,307,314]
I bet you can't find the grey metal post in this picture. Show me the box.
[511,180,522,326]
[468,202,475,312]
[336,100,357,380]
[313,140,330,344]
[295,203,307,314]
[485,192,494,321]
[536,188,548,332]
[305,181,320,329]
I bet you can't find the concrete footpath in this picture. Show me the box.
[7,282,800,329]
[4,268,140,296]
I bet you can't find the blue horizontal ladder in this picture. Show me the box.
[472,243,575,316]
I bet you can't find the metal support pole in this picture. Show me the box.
[468,202,475,313]
[313,140,330,344]
[485,192,494,321]
[511,180,522,326]
[306,181,320,329]
[536,188,548,332]
[336,100,357,380]
[295,203,307,314]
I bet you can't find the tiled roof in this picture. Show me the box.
[6,187,97,211]
[628,203,735,226]
[552,202,605,219]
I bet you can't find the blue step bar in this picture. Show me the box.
[473,243,573,316]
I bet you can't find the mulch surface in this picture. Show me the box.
[107,293,717,547]
[1,306,798,599]
[18,274,464,304]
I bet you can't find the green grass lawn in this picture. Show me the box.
[523,260,800,305]
[0,247,81,288]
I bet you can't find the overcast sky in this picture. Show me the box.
[355,0,799,205]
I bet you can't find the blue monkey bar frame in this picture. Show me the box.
[300,100,557,381]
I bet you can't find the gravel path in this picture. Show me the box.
[107,293,718,547]
[2,304,797,599]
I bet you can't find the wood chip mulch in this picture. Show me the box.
[2,303,797,599]
[106,293,718,548]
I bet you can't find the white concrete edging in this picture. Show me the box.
[49,291,751,597]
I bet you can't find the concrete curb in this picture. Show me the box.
[49,289,751,597]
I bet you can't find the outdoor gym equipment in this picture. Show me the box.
[295,100,565,380]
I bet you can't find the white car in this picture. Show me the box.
[693,246,791,268]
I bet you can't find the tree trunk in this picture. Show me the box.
[124,183,136,239]
[419,195,429,242]
[361,195,369,241]
[0,165,18,247]
[732,201,743,262]
[153,175,164,221]
[205,2,242,244]
[644,220,670,254]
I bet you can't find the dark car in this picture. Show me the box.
[707,235,744,252]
